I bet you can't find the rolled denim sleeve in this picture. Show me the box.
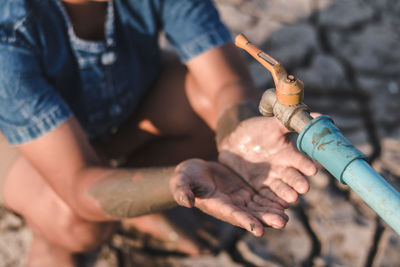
[160,0,232,62]
[0,44,72,145]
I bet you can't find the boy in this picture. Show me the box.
[0,0,316,265]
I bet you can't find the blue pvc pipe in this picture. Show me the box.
[297,116,400,234]
[343,159,400,232]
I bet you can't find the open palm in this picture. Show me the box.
[218,116,317,205]
[169,159,289,236]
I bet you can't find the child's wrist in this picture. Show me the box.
[215,101,259,150]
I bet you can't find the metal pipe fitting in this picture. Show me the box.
[259,89,312,133]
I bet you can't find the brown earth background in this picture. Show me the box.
[1,0,400,266]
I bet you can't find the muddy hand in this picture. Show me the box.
[218,116,317,205]
[169,159,289,236]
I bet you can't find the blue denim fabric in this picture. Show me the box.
[0,0,231,145]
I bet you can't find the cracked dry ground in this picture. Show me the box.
[1,0,400,266]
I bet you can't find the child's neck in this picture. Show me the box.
[61,1,108,41]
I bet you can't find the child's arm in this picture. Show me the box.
[186,43,260,130]
[17,116,288,235]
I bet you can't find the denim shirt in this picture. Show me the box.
[0,0,231,145]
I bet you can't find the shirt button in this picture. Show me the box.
[101,51,116,65]
[109,104,122,117]
[106,38,114,47]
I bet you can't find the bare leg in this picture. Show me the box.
[3,157,117,267]
[27,233,76,267]
[94,56,217,166]
[123,213,210,256]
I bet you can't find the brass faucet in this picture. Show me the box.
[235,34,312,133]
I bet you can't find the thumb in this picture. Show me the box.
[310,112,322,118]
[170,172,195,208]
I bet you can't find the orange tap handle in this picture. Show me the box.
[235,34,285,86]
[235,34,304,106]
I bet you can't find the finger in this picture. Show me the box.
[196,196,265,237]
[287,150,317,177]
[247,202,289,229]
[273,117,291,134]
[229,208,265,237]
[256,211,288,229]
[252,194,287,210]
[268,179,298,203]
[258,187,289,208]
[247,201,287,217]
[310,112,322,118]
[169,173,195,208]
[280,167,309,194]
